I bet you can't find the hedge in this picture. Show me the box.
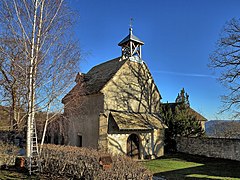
[40,144,152,179]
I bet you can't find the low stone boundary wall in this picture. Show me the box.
[176,137,240,161]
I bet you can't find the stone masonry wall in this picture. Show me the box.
[64,93,104,148]
[176,137,240,161]
[108,130,165,159]
[102,61,161,114]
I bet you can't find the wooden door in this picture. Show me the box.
[127,134,140,159]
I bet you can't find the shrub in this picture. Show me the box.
[0,141,19,166]
[40,144,152,179]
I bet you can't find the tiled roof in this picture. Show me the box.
[62,57,126,102]
[110,111,166,130]
[162,103,207,121]
[118,33,144,46]
[188,107,207,121]
[81,57,126,94]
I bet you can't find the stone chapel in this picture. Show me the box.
[62,27,166,159]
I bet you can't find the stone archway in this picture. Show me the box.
[127,134,140,159]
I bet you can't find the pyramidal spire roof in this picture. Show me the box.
[118,28,144,46]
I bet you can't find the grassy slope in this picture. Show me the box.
[143,153,240,180]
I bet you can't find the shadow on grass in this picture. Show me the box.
[154,153,240,180]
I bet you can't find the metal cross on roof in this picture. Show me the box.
[130,18,134,29]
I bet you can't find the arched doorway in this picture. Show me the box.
[127,134,140,159]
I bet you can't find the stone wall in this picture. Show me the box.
[176,137,240,161]
[102,61,161,114]
[64,93,104,148]
[108,129,165,159]
[98,113,108,151]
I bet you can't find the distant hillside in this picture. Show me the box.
[205,120,240,139]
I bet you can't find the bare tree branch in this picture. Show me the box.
[210,18,240,118]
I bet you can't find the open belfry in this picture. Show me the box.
[62,25,166,159]
[118,25,144,60]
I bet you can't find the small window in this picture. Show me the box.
[54,134,58,145]
[77,135,82,147]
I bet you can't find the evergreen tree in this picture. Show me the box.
[175,88,190,107]
[161,88,204,152]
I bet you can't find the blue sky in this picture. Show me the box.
[69,0,240,120]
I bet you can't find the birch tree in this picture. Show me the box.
[0,0,81,157]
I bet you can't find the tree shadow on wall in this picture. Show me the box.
[104,60,161,114]
[105,60,166,158]
[153,153,240,179]
[108,136,126,155]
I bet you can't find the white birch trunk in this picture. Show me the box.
[26,0,38,158]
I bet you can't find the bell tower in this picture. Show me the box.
[118,22,144,63]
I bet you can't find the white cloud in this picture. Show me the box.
[152,70,216,78]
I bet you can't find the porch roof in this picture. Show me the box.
[110,111,166,130]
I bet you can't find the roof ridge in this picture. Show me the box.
[109,110,158,115]
[88,57,122,73]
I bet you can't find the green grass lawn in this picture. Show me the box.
[143,153,240,180]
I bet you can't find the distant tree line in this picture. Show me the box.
[206,120,240,139]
